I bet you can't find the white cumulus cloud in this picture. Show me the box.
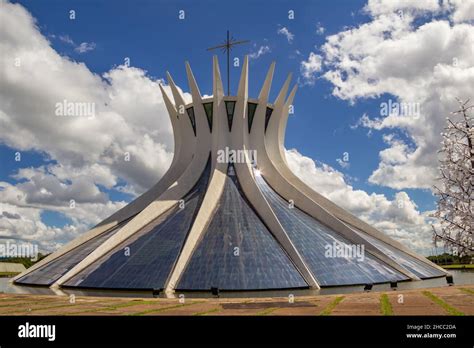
[0,0,180,251]
[249,45,271,60]
[316,3,474,190]
[277,26,294,43]
[300,52,323,85]
[74,41,96,53]
[285,149,437,254]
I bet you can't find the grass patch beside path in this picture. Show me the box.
[193,307,221,316]
[256,307,278,316]
[104,300,160,310]
[67,300,159,315]
[441,264,474,269]
[422,291,464,316]
[0,300,57,310]
[3,302,82,314]
[380,294,393,315]
[459,288,474,296]
[0,272,20,277]
[320,296,344,316]
[131,301,202,316]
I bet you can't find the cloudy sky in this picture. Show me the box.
[0,0,473,255]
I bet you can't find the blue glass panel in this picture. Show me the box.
[247,102,258,132]
[254,172,408,286]
[177,165,308,291]
[203,102,213,132]
[15,220,130,286]
[63,159,212,290]
[351,227,445,279]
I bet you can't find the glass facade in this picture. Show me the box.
[63,159,212,290]
[186,107,196,136]
[203,102,213,132]
[225,101,235,132]
[247,102,258,132]
[254,171,409,286]
[351,227,446,279]
[177,165,308,291]
[264,107,273,132]
[15,219,131,286]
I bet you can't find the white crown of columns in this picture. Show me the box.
[14,56,446,295]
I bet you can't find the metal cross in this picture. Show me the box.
[207,30,250,96]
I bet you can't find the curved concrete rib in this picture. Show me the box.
[250,67,418,280]
[97,85,192,227]
[13,83,192,282]
[231,56,318,288]
[18,57,444,291]
[265,77,446,274]
[53,68,213,287]
[165,57,229,295]
[12,220,117,283]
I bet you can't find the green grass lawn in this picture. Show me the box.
[441,264,474,269]
[320,296,344,316]
[422,291,464,316]
[0,272,20,277]
[380,294,393,316]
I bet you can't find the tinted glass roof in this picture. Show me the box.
[254,171,408,286]
[177,165,308,291]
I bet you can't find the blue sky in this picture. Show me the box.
[2,0,472,254]
[9,0,432,207]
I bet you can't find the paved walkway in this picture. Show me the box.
[0,285,472,316]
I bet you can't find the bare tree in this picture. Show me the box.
[432,98,473,256]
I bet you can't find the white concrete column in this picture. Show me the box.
[164,57,229,295]
[231,56,319,288]
[54,66,213,287]
[265,75,445,274]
